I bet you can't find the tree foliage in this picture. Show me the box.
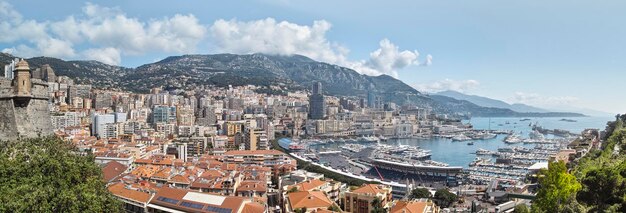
[433,189,457,208]
[0,136,122,212]
[577,165,626,211]
[295,207,307,213]
[532,161,581,213]
[409,188,432,199]
[513,204,530,213]
[370,197,385,213]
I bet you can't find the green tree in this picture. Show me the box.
[434,189,457,208]
[0,136,122,212]
[577,166,626,211]
[532,161,581,213]
[328,204,341,212]
[295,207,307,213]
[287,186,300,193]
[409,188,432,199]
[370,197,385,213]
[513,204,530,213]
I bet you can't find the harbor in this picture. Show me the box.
[278,116,609,190]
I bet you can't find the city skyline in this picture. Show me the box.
[1,0,625,114]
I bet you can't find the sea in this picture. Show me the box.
[384,116,613,168]
[309,116,614,168]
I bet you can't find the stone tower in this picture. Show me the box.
[12,59,32,97]
[0,59,53,140]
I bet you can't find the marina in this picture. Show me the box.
[278,116,609,189]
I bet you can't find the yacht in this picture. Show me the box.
[452,134,472,141]
[504,133,522,144]
[470,131,497,140]
[529,130,545,141]
[475,148,495,155]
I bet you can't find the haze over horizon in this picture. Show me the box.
[1,0,625,114]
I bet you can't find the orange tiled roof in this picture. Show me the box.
[236,180,267,193]
[131,165,160,178]
[170,174,191,184]
[352,184,388,195]
[242,202,266,213]
[390,200,431,213]
[150,187,246,213]
[290,179,327,192]
[152,167,173,180]
[288,191,333,210]
[107,182,152,204]
[102,161,128,182]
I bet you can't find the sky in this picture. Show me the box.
[1,0,625,114]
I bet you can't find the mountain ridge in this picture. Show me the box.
[435,90,548,112]
[0,53,584,117]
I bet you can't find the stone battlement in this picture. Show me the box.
[0,60,53,141]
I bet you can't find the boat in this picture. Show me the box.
[470,131,497,140]
[452,135,472,141]
[504,133,522,144]
[469,157,491,166]
[559,118,577,122]
[475,148,495,155]
[520,118,531,121]
[497,147,515,153]
[528,130,545,141]
[467,141,474,145]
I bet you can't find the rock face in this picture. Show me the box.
[0,62,53,141]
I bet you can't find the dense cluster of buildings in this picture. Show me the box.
[1,60,449,212]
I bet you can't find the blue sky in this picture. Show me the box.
[2,0,625,114]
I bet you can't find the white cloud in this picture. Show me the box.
[1,1,430,72]
[363,39,420,76]
[210,18,348,64]
[82,47,121,65]
[210,18,429,77]
[421,54,433,66]
[0,1,206,65]
[511,92,580,107]
[414,79,480,93]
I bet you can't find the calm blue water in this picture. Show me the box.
[384,116,613,168]
[466,116,613,133]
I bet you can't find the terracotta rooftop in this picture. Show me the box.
[149,187,248,213]
[288,191,333,210]
[242,202,266,213]
[290,179,327,192]
[236,180,267,193]
[151,167,173,180]
[108,182,152,204]
[352,184,389,195]
[390,200,435,213]
[102,161,128,182]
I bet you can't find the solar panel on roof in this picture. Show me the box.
[180,201,204,209]
[157,196,180,205]
[206,206,232,213]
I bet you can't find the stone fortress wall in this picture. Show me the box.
[0,60,53,141]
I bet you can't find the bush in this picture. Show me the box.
[0,136,122,212]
